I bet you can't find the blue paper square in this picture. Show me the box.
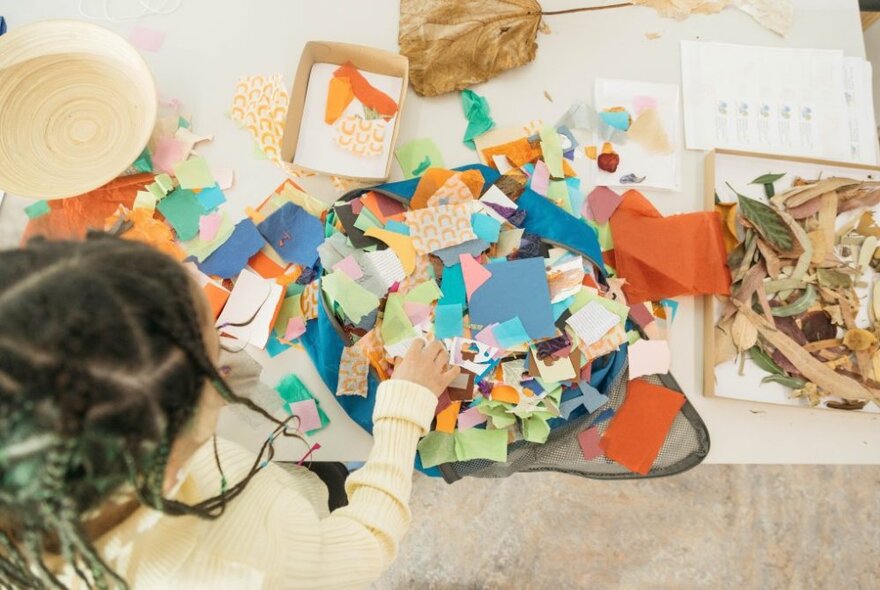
[468,258,556,340]
[197,184,227,211]
[438,263,466,307]
[435,304,463,339]
[257,202,324,266]
[471,213,501,243]
[197,219,266,279]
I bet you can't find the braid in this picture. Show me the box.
[0,235,303,589]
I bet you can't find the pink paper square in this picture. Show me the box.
[199,213,223,242]
[404,301,432,326]
[152,137,186,174]
[288,399,321,433]
[457,406,488,431]
[332,256,364,280]
[577,426,603,460]
[531,160,550,196]
[284,317,307,341]
[129,26,166,53]
[211,167,235,190]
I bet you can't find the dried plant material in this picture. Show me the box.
[399,0,542,97]
[772,177,859,208]
[543,90,553,102]
[645,32,662,40]
[857,236,878,272]
[631,0,793,36]
[825,399,868,411]
[734,305,879,404]
[800,311,836,343]
[843,328,876,352]
[731,312,758,352]
[733,188,794,252]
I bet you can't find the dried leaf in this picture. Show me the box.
[749,345,785,376]
[733,187,794,252]
[750,172,786,185]
[731,312,758,351]
[762,374,807,389]
[772,177,858,208]
[631,0,793,36]
[858,236,878,272]
[714,326,737,365]
[843,328,876,352]
[800,310,836,343]
[770,284,815,318]
[734,304,880,404]
[399,0,542,97]
[816,268,851,289]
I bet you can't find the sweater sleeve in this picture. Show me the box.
[275,379,437,588]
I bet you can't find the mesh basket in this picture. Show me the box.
[438,361,710,483]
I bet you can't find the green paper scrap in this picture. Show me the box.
[178,116,190,129]
[157,189,206,241]
[539,125,563,178]
[275,374,329,431]
[322,271,380,324]
[454,428,508,462]
[364,106,381,120]
[461,89,495,149]
[181,212,234,262]
[586,219,614,251]
[155,173,175,194]
[477,400,517,429]
[173,156,215,189]
[286,282,306,297]
[133,191,158,212]
[548,180,572,213]
[395,138,445,179]
[24,200,50,220]
[570,288,629,321]
[132,147,153,173]
[435,303,464,339]
[521,414,551,443]
[146,182,166,200]
[626,329,641,345]
[273,294,303,337]
[353,207,382,233]
[382,293,417,345]
[417,432,457,468]
[404,280,442,305]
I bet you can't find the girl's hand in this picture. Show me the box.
[392,339,460,398]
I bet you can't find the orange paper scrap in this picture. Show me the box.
[435,400,461,433]
[599,379,685,475]
[334,62,399,120]
[609,190,731,304]
[325,75,355,124]
[203,282,231,319]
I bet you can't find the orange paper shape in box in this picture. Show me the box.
[599,379,685,475]
[609,190,731,304]
[334,62,398,120]
[325,75,355,124]
[22,174,152,242]
[411,169,484,210]
[203,282,230,319]
[435,400,461,433]
[364,227,416,275]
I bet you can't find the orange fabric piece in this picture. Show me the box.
[21,173,153,242]
[490,384,520,404]
[599,379,685,475]
[249,250,287,278]
[203,283,230,319]
[334,62,398,120]
[325,75,355,124]
[482,138,542,169]
[609,190,731,304]
[435,401,461,433]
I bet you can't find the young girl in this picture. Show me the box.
[0,234,459,589]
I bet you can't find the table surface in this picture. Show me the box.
[2,0,878,464]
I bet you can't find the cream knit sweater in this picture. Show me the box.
[64,380,438,589]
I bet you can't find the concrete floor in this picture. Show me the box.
[375,465,880,589]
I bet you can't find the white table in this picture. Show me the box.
[2,0,878,464]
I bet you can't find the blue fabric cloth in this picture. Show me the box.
[302,164,609,477]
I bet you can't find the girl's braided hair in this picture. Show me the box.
[0,234,294,589]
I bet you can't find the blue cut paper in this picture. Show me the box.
[266,332,293,358]
[433,238,490,267]
[257,202,324,266]
[384,220,411,235]
[197,219,266,279]
[592,408,615,424]
[471,213,501,243]
[439,263,467,307]
[157,188,206,241]
[599,111,630,131]
[552,297,574,320]
[493,317,530,349]
[0,17,6,36]
[197,184,226,211]
[565,177,583,220]
[577,381,610,413]
[435,304,464,339]
[468,258,556,340]
[661,299,679,321]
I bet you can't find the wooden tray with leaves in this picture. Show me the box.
[704,150,880,412]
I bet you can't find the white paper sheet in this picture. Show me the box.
[216,269,283,350]
[681,41,877,165]
[293,63,401,178]
[566,301,621,347]
[594,78,682,190]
